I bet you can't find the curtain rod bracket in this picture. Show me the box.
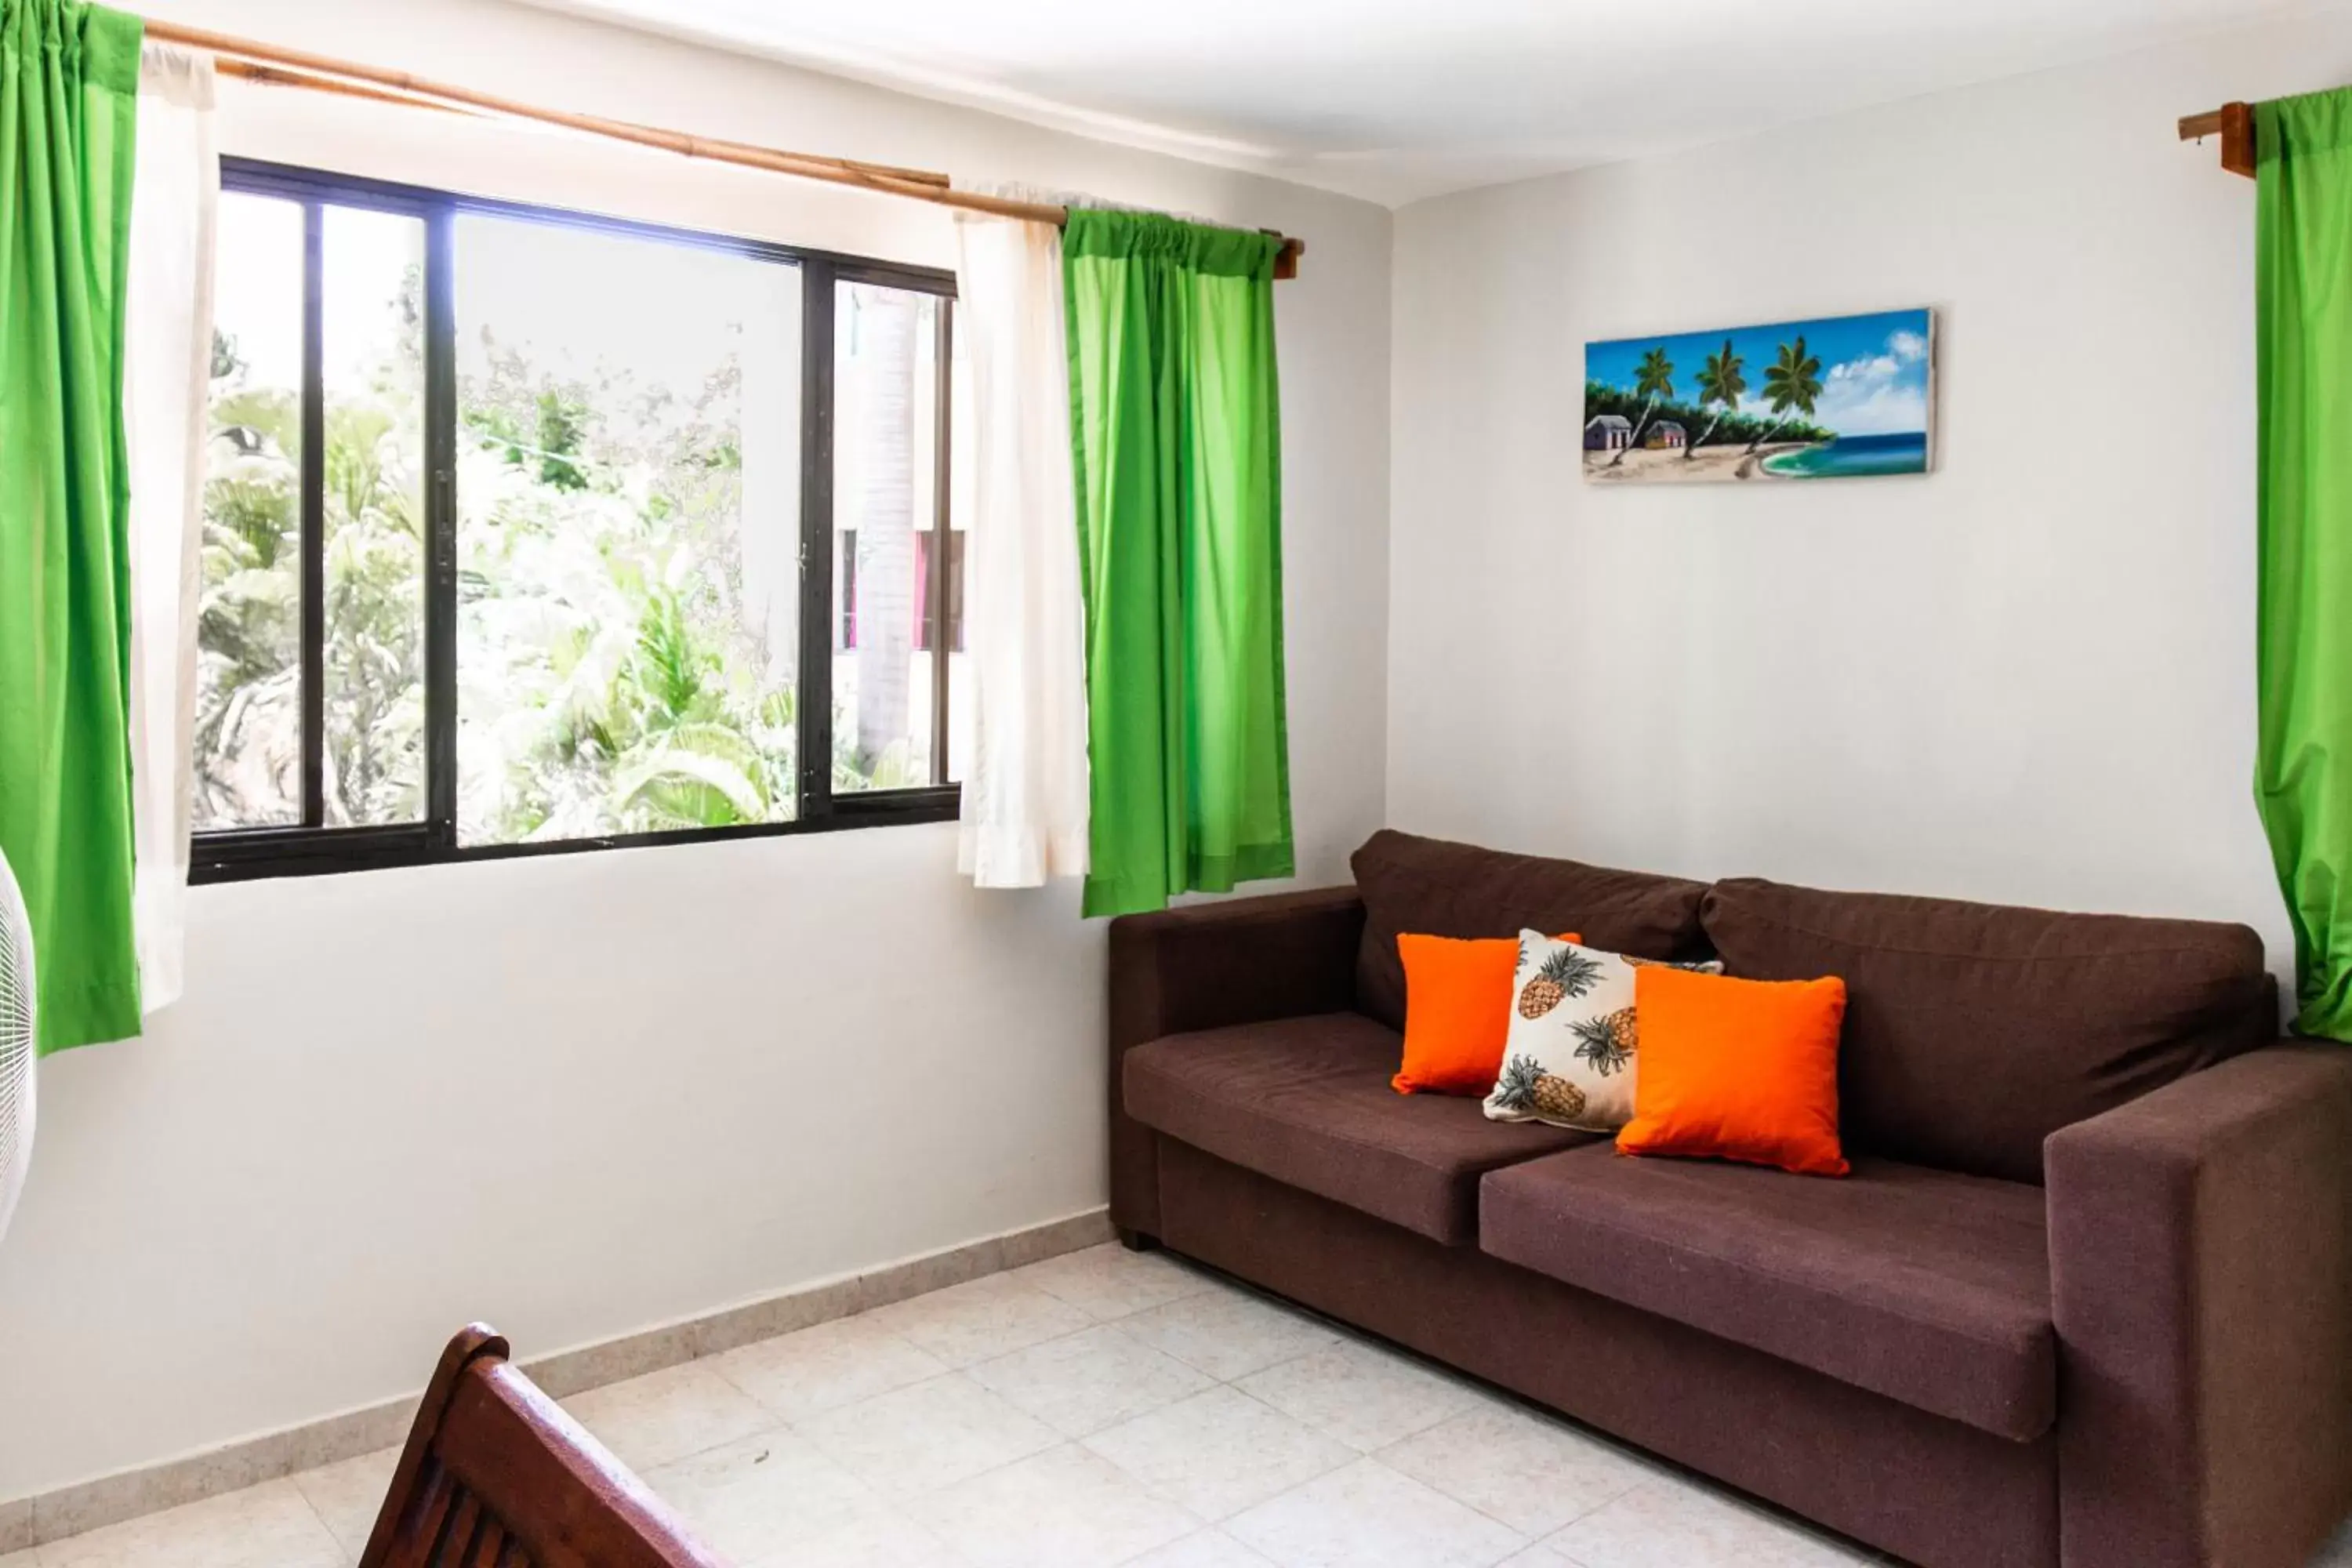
[2178,101,2256,178]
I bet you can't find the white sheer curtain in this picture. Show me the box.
[123,43,217,1014]
[952,205,1091,887]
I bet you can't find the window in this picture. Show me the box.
[198,198,430,834]
[194,162,964,881]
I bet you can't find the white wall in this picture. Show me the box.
[0,0,1391,1501]
[1388,11,2352,976]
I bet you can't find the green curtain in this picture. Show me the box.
[1063,209,1292,918]
[2256,88,2352,1040]
[0,0,143,1053]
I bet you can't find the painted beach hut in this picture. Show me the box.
[1584,414,1632,452]
[1645,421,1687,450]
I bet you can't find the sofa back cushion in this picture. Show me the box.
[1351,830,1710,1031]
[1700,877,2275,1184]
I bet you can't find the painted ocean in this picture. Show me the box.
[1760,431,1929,478]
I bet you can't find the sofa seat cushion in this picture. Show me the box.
[1480,1145,2055,1440]
[1125,1012,1598,1244]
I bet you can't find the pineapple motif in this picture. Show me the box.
[1492,1054,1545,1113]
[1518,946,1605,1019]
[1570,1007,1639,1076]
[1531,1074,1589,1123]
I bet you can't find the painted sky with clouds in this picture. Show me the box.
[1586,308,1933,437]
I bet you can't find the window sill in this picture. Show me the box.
[190,786,961,884]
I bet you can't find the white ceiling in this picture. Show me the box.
[518,0,2317,205]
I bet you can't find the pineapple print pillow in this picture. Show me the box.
[1484,932,1722,1133]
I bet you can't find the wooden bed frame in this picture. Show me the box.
[358,1325,728,1568]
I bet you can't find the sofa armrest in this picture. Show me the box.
[1109,886,1367,1048]
[1106,887,1367,1237]
[2045,1044,2352,1568]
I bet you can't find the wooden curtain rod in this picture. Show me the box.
[143,17,1306,279]
[2179,102,2256,178]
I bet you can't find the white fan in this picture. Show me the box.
[0,845,34,1246]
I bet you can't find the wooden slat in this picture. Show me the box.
[436,1493,485,1566]
[399,1467,461,1566]
[454,1503,511,1568]
[467,1519,515,1568]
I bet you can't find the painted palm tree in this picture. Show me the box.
[1686,339,1746,458]
[1746,336,1824,452]
[1610,346,1676,466]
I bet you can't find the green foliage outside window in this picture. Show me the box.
[195,197,937,852]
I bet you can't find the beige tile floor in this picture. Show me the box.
[13,1243,2352,1568]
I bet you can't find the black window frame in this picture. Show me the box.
[194,158,962,884]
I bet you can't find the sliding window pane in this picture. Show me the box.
[195,192,306,829]
[454,215,802,844]
[321,206,428,826]
[835,282,949,792]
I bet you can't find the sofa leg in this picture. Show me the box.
[1116,1227,1162,1254]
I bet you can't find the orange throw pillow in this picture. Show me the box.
[1393,932,1578,1097]
[1617,965,1849,1177]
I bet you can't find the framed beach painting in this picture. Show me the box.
[1584,307,1935,483]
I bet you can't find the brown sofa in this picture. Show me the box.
[1108,829,2352,1568]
